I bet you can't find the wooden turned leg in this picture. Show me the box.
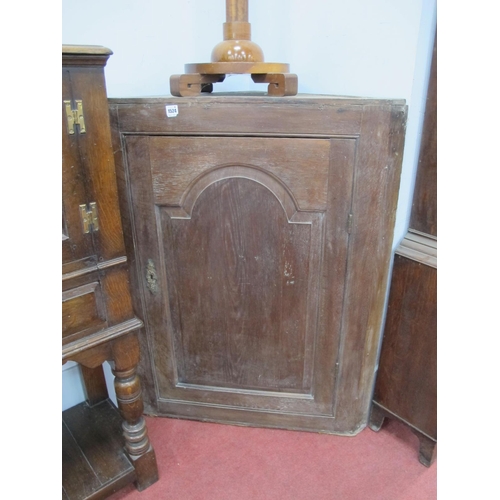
[368,403,386,432]
[112,334,159,491]
[417,433,437,467]
[170,74,226,97]
[251,73,298,96]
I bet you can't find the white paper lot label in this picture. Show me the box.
[166,105,179,117]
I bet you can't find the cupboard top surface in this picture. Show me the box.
[109,95,407,138]
[62,44,113,55]
[109,93,405,106]
[62,44,113,66]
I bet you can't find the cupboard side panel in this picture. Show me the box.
[334,105,407,432]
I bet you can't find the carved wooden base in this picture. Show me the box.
[170,74,226,97]
[129,445,159,491]
[368,403,437,467]
[170,72,298,97]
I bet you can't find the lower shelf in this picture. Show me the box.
[62,399,136,500]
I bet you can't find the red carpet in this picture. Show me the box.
[109,416,436,500]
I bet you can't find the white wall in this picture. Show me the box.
[62,0,436,410]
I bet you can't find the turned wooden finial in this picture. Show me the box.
[211,0,264,63]
[170,0,298,97]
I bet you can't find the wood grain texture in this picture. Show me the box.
[110,95,368,137]
[396,230,436,267]
[411,33,437,237]
[64,401,133,484]
[63,62,137,328]
[111,96,407,434]
[62,58,137,334]
[81,365,108,406]
[62,282,107,343]
[163,177,317,392]
[62,400,136,500]
[370,31,437,466]
[120,133,357,419]
[63,318,142,363]
[373,254,437,438]
[110,126,159,409]
[149,136,330,210]
[62,46,158,496]
[333,104,407,430]
[66,67,126,262]
[62,421,102,499]
[62,69,95,267]
[226,0,248,22]
[66,342,113,371]
[369,402,437,467]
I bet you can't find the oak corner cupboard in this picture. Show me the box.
[110,93,407,435]
[62,44,158,499]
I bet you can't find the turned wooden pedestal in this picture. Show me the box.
[170,0,298,97]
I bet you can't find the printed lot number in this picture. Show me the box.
[166,105,179,117]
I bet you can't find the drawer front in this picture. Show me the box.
[62,282,107,345]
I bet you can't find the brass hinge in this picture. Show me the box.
[64,99,86,135]
[79,202,99,233]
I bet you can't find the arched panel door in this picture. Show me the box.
[124,135,357,431]
[163,169,322,395]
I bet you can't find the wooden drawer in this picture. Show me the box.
[62,282,107,344]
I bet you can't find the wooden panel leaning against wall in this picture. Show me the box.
[369,30,437,467]
[62,44,159,499]
[110,93,408,435]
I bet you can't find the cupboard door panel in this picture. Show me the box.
[124,135,356,421]
[163,176,320,394]
[62,69,96,267]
